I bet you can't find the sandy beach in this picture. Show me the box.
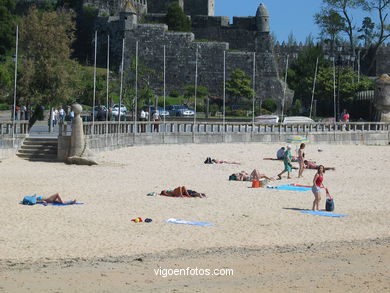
[0,142,389,291]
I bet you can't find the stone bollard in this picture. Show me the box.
[374,74,390,122]
[66,103,97,165]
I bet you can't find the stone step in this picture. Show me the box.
[16,153,58,160]
[24,138,58,142]
[18,149,57,154]
[22,141,58,146]
[20,144,58,150]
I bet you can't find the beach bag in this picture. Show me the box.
[325,189,334,211]
[229,174,237,181]
[22,195,37,205]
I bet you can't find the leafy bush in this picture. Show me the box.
[226,109,246,117]
[262,98,277,113]
[170,90,180,97]
[0,103,10,110]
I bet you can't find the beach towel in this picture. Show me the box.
[300,210,347,217]
[165,218,215,226]
[267,185,312,191]
[36,202,84,206]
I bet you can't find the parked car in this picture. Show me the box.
[149,106,170,117]
[283,116,314,124]
[254,115,279,124]
[92,106,108,119]
[166,105,195,116]
[111,104,127,116]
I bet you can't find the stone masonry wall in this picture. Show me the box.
[95,17,292,111]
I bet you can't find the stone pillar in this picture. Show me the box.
[66,103,97,165]
[374,74,390,122]
[68,104,85,157]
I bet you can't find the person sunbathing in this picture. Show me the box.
[160,186,206,198]
[304,160,335,171]
[37,193,76,205]
[250,169,274,181]
[205,157,240,164]
[230,169,273,181]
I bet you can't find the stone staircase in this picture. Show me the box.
[17,137,58,161]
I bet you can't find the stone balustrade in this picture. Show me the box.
[72,121,390,136]
[0,121,29,136]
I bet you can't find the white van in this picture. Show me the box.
[283,116,314,124]
[254,115,279,124]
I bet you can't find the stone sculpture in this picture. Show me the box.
[66,104,98,165]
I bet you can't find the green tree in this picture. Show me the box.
[18,7,78,109]
[225,69,254,108]
[165,2,191,32]
[0,0,16,56]
[314,9,345,50]
[362,0,390,74]
[319,0,367,57]
[0,59,13,102]
[358,16,375,46]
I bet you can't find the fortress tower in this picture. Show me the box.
[256,3,270,33]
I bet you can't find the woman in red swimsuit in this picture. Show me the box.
[312,165,325,210]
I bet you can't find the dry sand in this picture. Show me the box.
[0,142,389,291]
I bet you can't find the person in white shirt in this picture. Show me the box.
[140,109,147,132]
[152,110,160,132]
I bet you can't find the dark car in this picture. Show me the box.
[166,105,195,116]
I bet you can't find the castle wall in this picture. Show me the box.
[184,0,214,16]
[95,16,292,111]
[377,45,390,75]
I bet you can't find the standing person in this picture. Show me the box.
[342,110,350,122]
[297,143,306,178]
[311,165,326,211]
[69,110,74,124]
[21,105,26,120]
[152,110,160,132]
[140,108,147,132]
[59,107,65,123]
[277,145,293,179]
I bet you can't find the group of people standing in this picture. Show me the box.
[50,107,74,127]
[139,108,161,132]
[14,105,30,121]
[276,143,329,211]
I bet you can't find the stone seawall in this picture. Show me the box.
[0,137,26,160]
[55,131,389,160]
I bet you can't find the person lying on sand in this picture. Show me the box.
[205,157,240,164]
[304,160,335,171]
[160,186,206,198]
[250,169,274,181]
[37,193,76,205]
[230,169,274,181]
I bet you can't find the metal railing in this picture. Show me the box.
[57,121,390,136]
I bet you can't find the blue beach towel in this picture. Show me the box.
[300,210,347,217]
[165,218,215,226]
[267,185,312,192]
[36,202,84,206]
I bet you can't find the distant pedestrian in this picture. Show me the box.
[152,110,160,132]
[59,107,65,122]
[297,143,305,178]
[140,108,147,132]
